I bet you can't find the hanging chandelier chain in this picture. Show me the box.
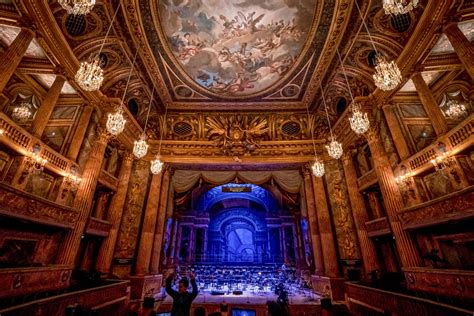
[98,4,121,56]
[157,101,169,157]
[335,48,356,106]
[319,79,334,139]
[354,0,378,54]
[142,85,155,136]
[119,49,139,107]
[305,92,318,158]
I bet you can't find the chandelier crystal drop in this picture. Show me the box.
[150,156,164,175]
[12,103,32,123]
[75,55,104,91]
[133,134,149,159]
[349,104,370,134]
[325,137,343,160]
[106,107,126,136]
[58,0,96,15]
[373,54,402,91]
[312,160,325,178]
[444,100,468,120]
[383,0,418,15]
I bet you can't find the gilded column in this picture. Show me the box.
[303,169,325,274]
[411,73,448,135]
[366,128,422,267]
[56,128,110,265]
[149,167,171,274]
[95,151,134,273]
[0,28,35,92]
[134,172,163,275]
[342,152,380,277]
[30,74,66,137]
[312,174,340,277]
[444,22,474,81]
[382,104,411,160]
[67,104,94,161]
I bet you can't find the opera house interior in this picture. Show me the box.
[0,0,473,315]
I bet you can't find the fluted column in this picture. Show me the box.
[67,104,94,161]
[312,174,340,277]
[342,152,380,277]
[56,128,110,265]
[30,75,66,137]
[95,152,134,273]
[382,104,411,160]
[444,22,474,81]
[303,169,325,274]
[150,167,171,273]
[134,172,163,275]
[366,128,422,267]
[411,73,448,135]
[0,28,35,93]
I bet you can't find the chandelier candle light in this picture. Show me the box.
[106,50,139,136]
[59,0,96,15]
[319,80,343,160]
[383,0,418,15]
[444,99,468,120]
[354,1,402,91]
[12,102,32,123]
[75,4,121,91]
[133,87,155,159]
[150,90,169,174]
[336,48,370,135]
[305,79,325,177]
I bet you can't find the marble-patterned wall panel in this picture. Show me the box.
[399,103,427,118]
[50,106,78,120]
[25,173,54,199]
[77,111,99,169]
[41,126,69,152]
[112,160,151,278]
[423,171,459,199]
[325,160,360,260]
[376,109,399,167]
[407,124,436,151]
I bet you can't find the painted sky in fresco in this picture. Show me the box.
[158,0,317,96]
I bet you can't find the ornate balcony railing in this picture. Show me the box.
[357,169,377,190]
[365,217,391,237]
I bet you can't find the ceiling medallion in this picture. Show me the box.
[373,54,402,91]
[383,0,418,15]
[75,55,104,91]
[12,102,32,123]
[106,107,126,136]
[349,103,370,134]
[325,137,343,160]
[59,0,96,15]
[133,134,149,159]
[312,160,325,177]
[150,156,164,175]
[444,100,468,120]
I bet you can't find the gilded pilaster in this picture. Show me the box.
[96,151,134,274]
[302,169,324,274]
[56,128,111,265]
[135,171,164,275]
[150,167,171,274]
[67,104,94,161]
[382,104,411,160]
[0,28,35,93]
[411,73,448,136]
[365,128,422,267]
[342,152,380,277]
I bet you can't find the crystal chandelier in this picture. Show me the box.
[325,137,343,160]
[349,104,370,134]
[373,54,402,91]
[312,160,325,177]
[150,155,163,174]
[75,55,104,91]
[444,100,468,120]
[133,134,149,159]
[383,0,418,15]
[106,107,126,136]
[75,4,120,91]
[58,0,96,15]
[336,48,370,135]
[12,102,31,123]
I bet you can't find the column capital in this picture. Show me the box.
[96,127,112,144]
[364,126,380,145]
[53,66,67,78]
[17,18,37,35]
[121,151,134,164]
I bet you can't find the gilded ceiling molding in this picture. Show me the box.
[18,0,144,149]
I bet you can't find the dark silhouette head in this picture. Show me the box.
[178,277,189,293]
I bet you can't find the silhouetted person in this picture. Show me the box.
[423,248,448,268]
[166,272,198,316]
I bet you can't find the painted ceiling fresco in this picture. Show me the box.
[158,0,317,97]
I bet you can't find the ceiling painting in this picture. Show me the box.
[157,0,318,97]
